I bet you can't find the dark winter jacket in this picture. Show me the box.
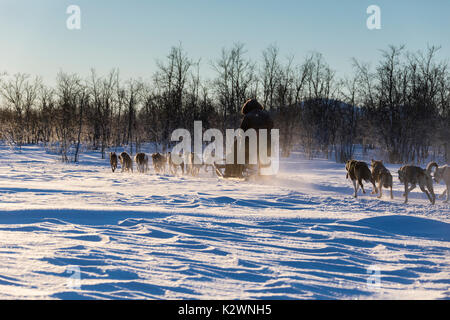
[240,108,274,132]
[239,108,274,162]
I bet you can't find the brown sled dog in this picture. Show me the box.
[398,164,435,204]
[119,152,133,173]
[371,160,393,199]
[110,152,118,172]
[152,153,166,174]
[345,160,377,198]
[427,162,450,203]
[186,152,202,177]
[134,153,149,173]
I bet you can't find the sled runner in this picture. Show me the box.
[213,161,274,181]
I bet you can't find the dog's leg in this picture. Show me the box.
[446,187,449,203]
[353,180,358,198]
[403,184,416,196]
[428,181,435,205]
[425,190,432,203]
[428,188,436,204]
[371,180,381,194]
[390,185,393,199]
[377,180,383,199]
[420,184,434,204]
[371,179,378,195]
[404,182,409,204]
[359,179,366,194]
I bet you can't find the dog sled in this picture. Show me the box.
[212,132,276,181]
[212,160,275,181]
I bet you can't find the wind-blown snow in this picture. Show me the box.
[0,145,448,299]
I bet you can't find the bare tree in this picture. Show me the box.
[123,79,143,155]
[212,43,257,129]
[261,44,280,109]
[55,72,82,162]
[89,69,118,158]
[0,73,41,149]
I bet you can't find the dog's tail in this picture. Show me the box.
[426,161,438,177]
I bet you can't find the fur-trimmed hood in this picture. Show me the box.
[241,99,264,115]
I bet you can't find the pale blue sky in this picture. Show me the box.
[0,0,449,83]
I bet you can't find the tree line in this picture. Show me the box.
[0,43,448,163]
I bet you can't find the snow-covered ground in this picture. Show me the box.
[0,144,448,299]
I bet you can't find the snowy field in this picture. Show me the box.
[0,144,448,300]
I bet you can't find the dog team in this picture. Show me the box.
[345,159,449,204]
[109,151,205,177]
[110,151,449,204]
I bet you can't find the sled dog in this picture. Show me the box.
[345,160,377,198]
[119,152,133,173]
[110,152,118,172]
[398,164,435,204]
[134,153,149,173]
[427,162,450,203]
[152,153,166,174]
[167,152,184,175]
[186,152,202,177]
[371,160,393,199]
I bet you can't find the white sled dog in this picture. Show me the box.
[427,162,450,203]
